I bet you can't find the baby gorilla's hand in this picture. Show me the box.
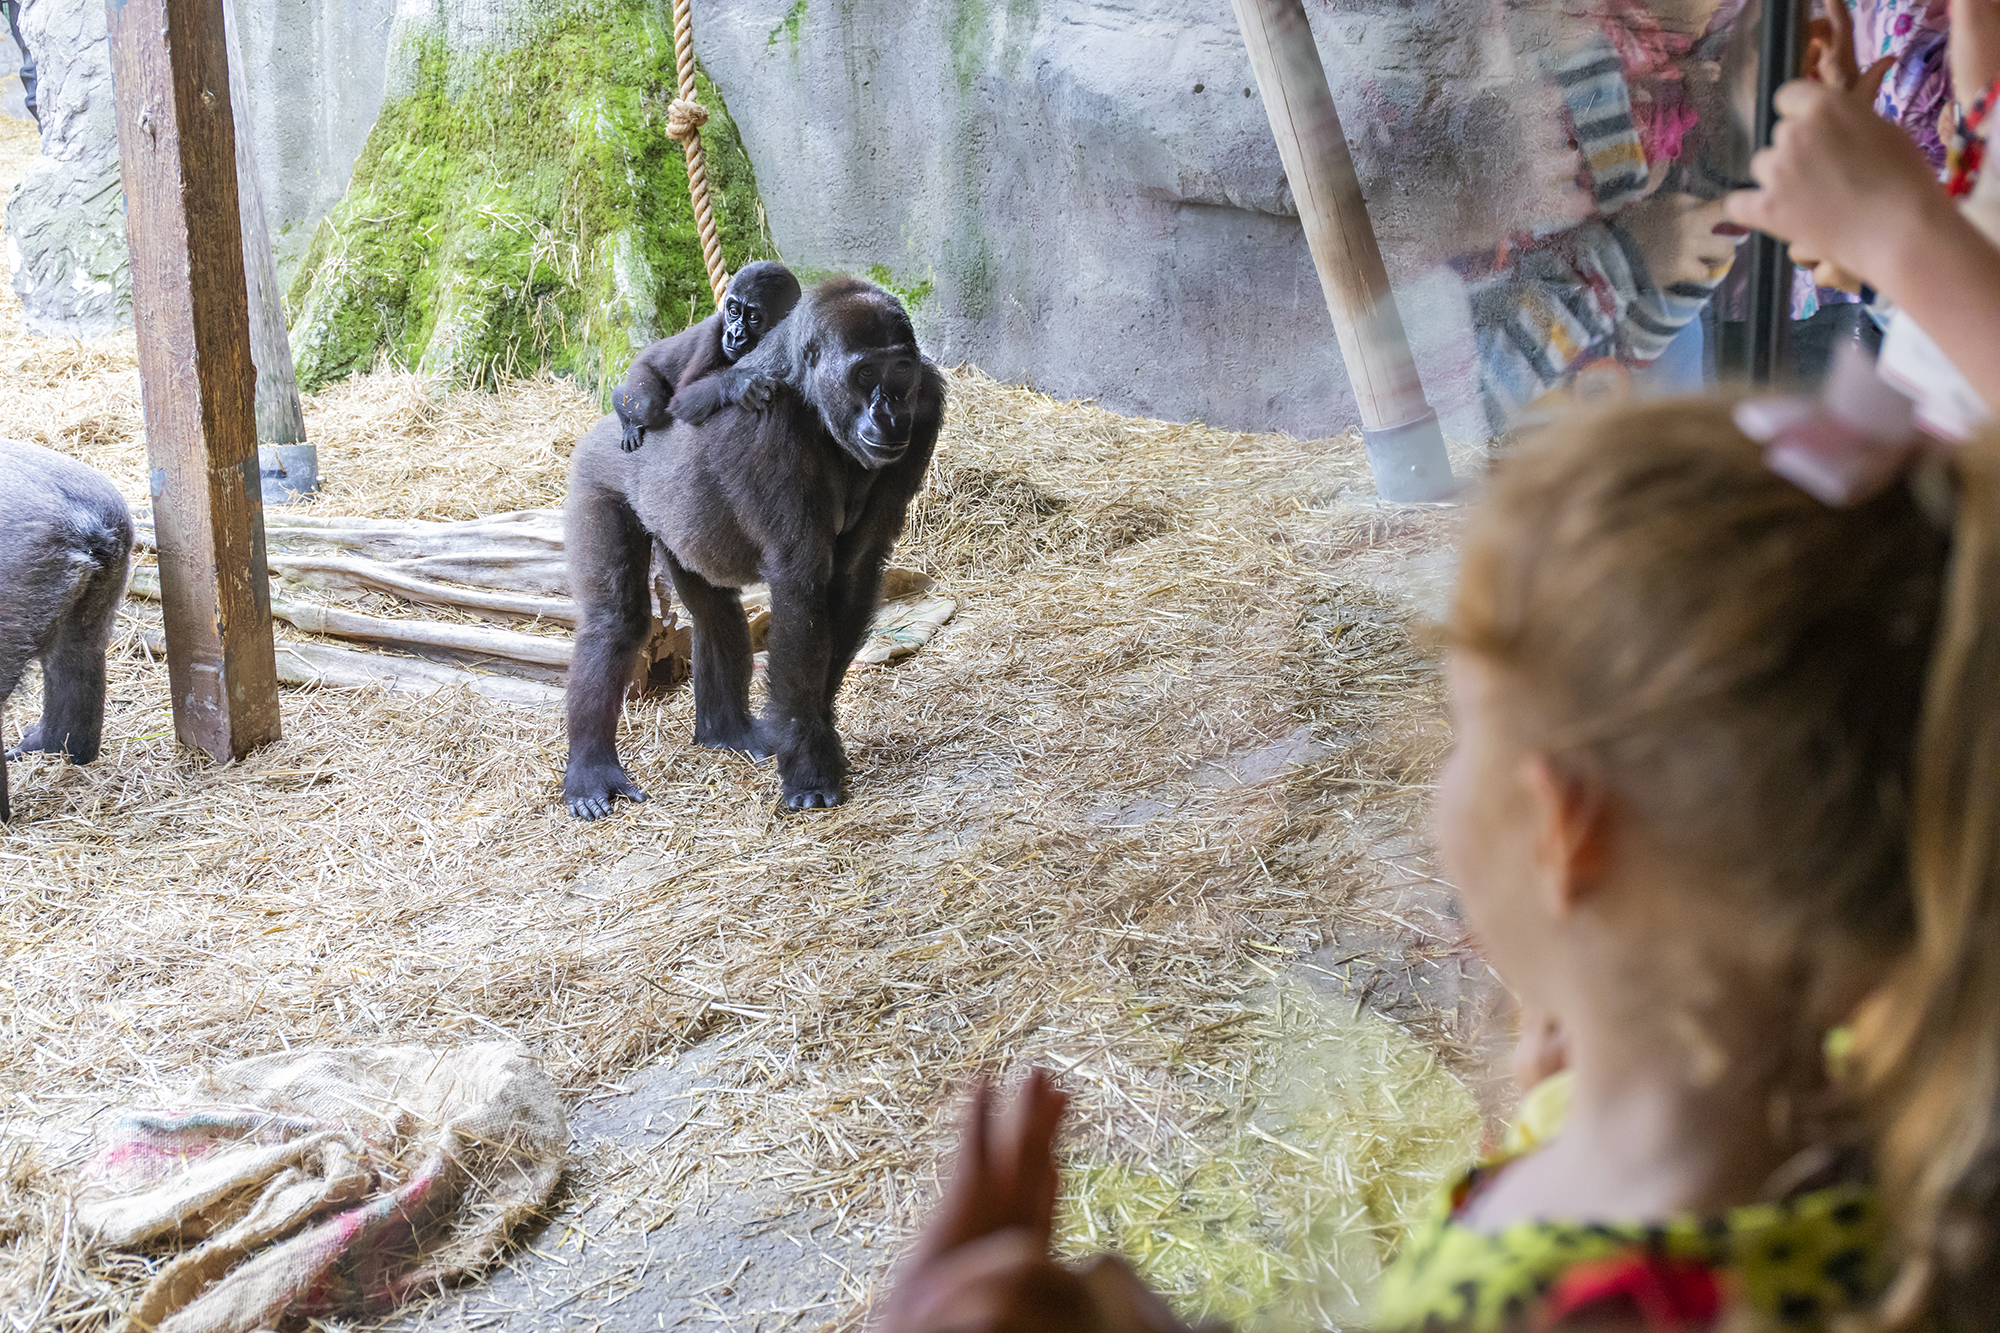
[736,372,778,412]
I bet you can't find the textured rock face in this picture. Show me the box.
[694,0,1505,439]
[6,0,125,338]
[231,0,399,280]
[5,0,397,339]
[282,0,771,395]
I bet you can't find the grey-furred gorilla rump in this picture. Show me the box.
[0,439,135,822]
[563,275,946,817]
[610,260,802,453]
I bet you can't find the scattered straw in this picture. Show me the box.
[0,103,1492,1330]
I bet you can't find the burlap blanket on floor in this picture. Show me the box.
[74,1042,566,1333]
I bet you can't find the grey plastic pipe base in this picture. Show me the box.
[259,444,319,505]
[1360,409,1456,503]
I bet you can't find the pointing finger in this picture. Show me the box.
[1723,186,1770,232]
[1858,54,1894,101]
[1771,77,1831,118]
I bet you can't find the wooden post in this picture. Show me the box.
[107,0,281,761]
[1231,0,1454,501]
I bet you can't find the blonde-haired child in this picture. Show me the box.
[876,397,2000,1332]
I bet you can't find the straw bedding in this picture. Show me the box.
[0,113,1491,1331]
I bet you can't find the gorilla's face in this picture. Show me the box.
[721,265,802,362]
[824,345,922,467]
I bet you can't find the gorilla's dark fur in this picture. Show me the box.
[563,275,946,817]
[610,260,801,453]
[0,439,135,821]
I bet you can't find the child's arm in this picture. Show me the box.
[1727,79,2000,405]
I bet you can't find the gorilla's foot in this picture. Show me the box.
[563,761,647,820]
[694,719,773,761]
[781,781,845,811]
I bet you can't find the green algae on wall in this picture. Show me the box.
[767,0,809,48]
[285,3,774,397]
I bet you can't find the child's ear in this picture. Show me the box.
[1519,754,1611,916]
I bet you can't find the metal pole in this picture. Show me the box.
[1744,0,1804,381]
[1231,0,1454,502]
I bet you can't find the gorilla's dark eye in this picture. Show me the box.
[726,300,741,316]
[856,365,878,388]
[747,312,762,326]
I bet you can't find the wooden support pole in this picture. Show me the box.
[1231,0,1454,501]
[107,0,280,761]
[220,0,314,503]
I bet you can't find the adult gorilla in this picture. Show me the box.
[563,276,946,817]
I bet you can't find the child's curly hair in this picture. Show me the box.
[1451,398,2000,1328]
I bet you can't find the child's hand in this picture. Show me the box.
[1621,194,1745,288]
[1804,0,1896,92]
[878,1070,1072,1333]
[1725,73,1945,284]
[1951,0,2000,106]
[878,1072,1222,1333]
[905,1069,1069,1269]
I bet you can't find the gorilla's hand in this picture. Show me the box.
[735,372,778,412]
[672,375,729,425]
[611,386,650,452]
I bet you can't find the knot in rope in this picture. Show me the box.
[666,98,710,143]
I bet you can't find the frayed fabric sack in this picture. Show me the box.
[74,1042,566,1333]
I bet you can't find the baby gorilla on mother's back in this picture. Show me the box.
[610,261,801,452]
[563,276,946,817]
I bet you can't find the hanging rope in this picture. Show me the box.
[666,0,730,310]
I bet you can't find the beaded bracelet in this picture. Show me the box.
[1945,76,1999,198]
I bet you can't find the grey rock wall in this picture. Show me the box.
[694,0,1525,440]
[231,0,397,279]
[5,0,123,338]
[4,0,395,338]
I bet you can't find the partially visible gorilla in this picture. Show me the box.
[0,440,135,822]
[610,260,801,453]
[564,276,945,817]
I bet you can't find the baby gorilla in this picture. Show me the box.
[0,440,135,821]
[610,261,802,452]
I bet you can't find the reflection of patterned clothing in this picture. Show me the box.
[1796,0,1952,319]
[1465,22,1735,435]
[1371,1159,1890,1332]
[1858,0,1952,164]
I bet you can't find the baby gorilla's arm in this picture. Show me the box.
[670,364,779,425]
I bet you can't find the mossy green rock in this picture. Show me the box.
[286,0,771,397]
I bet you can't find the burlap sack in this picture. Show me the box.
[74,1042,566,1333]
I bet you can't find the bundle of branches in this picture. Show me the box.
[125,509,952,705]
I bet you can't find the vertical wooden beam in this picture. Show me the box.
[1232,0,1454,500]
[107,0,280,761]
[221,0,313,506]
